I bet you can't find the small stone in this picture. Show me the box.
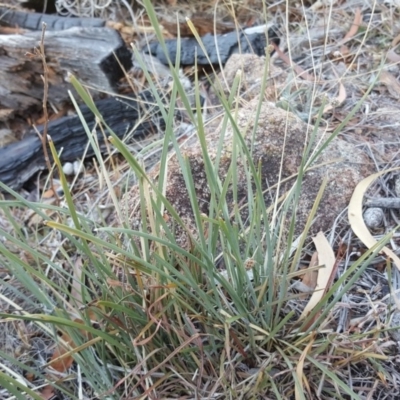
[363,207,384,229]
[62,162,74,176]
[73,160,83,175]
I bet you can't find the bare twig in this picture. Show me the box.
[32,22,59,202]
[365,198,400,209]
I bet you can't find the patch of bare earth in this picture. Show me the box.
[122,73,373,247]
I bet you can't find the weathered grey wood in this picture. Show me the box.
[0,7,105,31]
[143,28,280,67]
[365,198,400,209]
[0,91,165,190]
[0,27,132,113]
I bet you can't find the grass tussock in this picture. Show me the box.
[1,0,400,399]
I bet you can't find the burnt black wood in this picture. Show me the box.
[0,92,165,191]
[143,28,280,67]
[19,0,57,14]
[0,7,105,31]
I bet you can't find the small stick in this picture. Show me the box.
[365,198,400,209]
[32,22,59,202]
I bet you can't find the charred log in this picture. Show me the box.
[0,92,165,191]
[143,28,280,67]
[0,7,105,31]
